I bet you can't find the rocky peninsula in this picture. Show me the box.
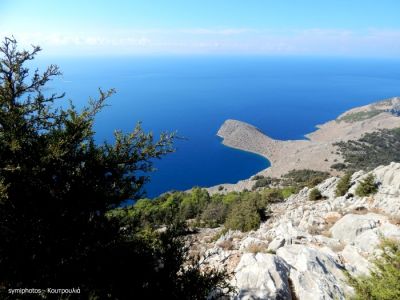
[209,97,400,193]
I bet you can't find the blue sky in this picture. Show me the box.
[1,0,400,57]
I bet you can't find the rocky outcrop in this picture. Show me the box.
[234,253,292,300]
[193,162,400,299]
[276,245,352,300]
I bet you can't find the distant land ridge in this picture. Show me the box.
[210,97,400,193]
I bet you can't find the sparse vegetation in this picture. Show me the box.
[338,109,384,123]
[334,128,400,172]
[348,239,400,300]
[355,174,378,197]
[282,169,330,190]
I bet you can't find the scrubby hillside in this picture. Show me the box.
[188,162,400,299]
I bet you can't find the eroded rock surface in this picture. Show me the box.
[193,163,400,299]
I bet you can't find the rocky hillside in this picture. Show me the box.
[189,162,400,299]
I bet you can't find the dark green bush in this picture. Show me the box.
[335,172,353,197]
[252,177,272,190]
[355,174,378,197]
[252,175,265,180]
[224,194,265,232]
[260,188,284,204]
[331,162,347,171]
[200,201,229,227]
[282,169,330,189]
[309,188,323,201]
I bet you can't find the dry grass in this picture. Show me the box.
[217,239,234,250]
[321,230,332,238]
[308,225,322,235]
[245,243,266,253]
[389,215,400,225]
[330,242,346,252]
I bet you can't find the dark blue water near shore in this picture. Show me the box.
[38,56,400,197]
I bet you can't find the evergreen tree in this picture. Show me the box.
[0,37,232,299]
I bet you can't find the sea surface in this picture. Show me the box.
[36,56,400,197]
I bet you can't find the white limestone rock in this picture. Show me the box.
[234,253,292,300]
[267,237,285,253]
[330,213,386,243]
[277,245,352,300]
[341,245,371,277]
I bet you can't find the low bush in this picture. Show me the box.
[200,201,228,227]
[251,175,264,181]
[309,188,323,201]
[355,174,378,197]
[282,169,330,189]
[280,186,296,199]
[348,239,400,300]
[224,195,264,232]
[260,188,284,204]
[335,172,353,197]
[331,162,347,171]
[252,177,272,190]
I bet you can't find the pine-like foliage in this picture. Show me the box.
[0,37,232,299]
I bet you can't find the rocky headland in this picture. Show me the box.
[208,97,400,193]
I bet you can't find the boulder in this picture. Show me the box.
[330,213,386,243]
[341,245,371,277]
[234,253,292,300]
[267,237,285,252]
[277,245,352,300]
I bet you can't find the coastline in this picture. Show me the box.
[207,97,400,194]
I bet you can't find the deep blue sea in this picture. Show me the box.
[37,56,400,197]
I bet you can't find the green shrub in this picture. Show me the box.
[200,201,228,227]
[282,169,330,189]
[348,239,400,300]
[331,162,347,171]
[338,109,384,123]
[260,188,284,204]
[281,186,297,199]
[252,175,264,180]
[355,174,378,197]
[335,173,353,197]
[252,177,272,190]
[309,188,323,201]
[224,196,263,232]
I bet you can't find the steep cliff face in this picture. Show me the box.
[190,162,400,299]
[210,97,400,194]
